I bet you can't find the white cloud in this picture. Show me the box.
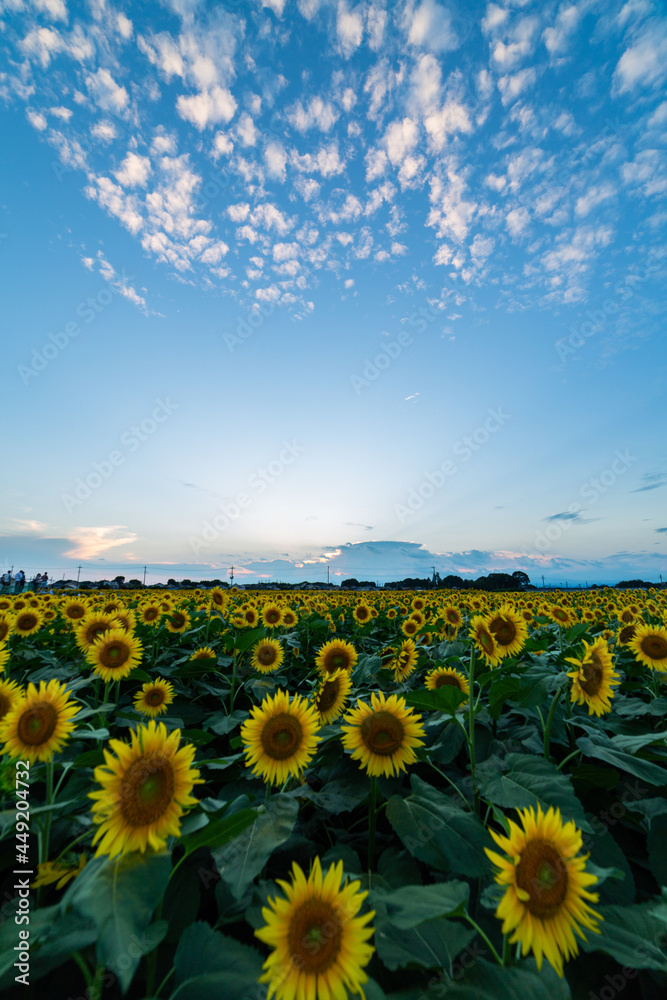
[294,176,321,201]
[491,15,539,68]
[236,111,258,146]
[405,0,459,53]
[614,23,667,93]
[384,117,418,165]
[291,142,345,177]
[227,202,250,222]
[506,205,530,236]
[32,0,68,22]
[424,99,473,150]
[498,68,537,104]
[26,108,47,130]
[366,3,386,50]
[85,68,128,112]
[265,141,288,181]
[48,105,72,120]
[116,12,133,38]
[114,152,152,188]
[482,3,508,34]
[574,182,616,217]
[543,4,580,55]
[297,0,320,18]
[336,2,363,57]
[213,131,233,158]
[151,130,177,154]
[91,120,117,142]
[470,234,495,259]
[427,164,477,242]
[85,175,144,234]
[621,149,667,196]
[262,0,285,13]
[250,202,294,235]
[20,26,63,67]
[272,242,299,261]
[288,96,339,133]
[176,86,237,130]
[365,147,388,182]
[64,526,137,560]
[200,240,229,263]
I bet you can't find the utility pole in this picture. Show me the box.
[77,565,81,583]
[230,565,234,587]
[432,566,436,588]
[327,565,330,585]
[541,574,545,589]
[143,565,147,586]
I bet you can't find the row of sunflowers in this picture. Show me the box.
[0,586,666,999]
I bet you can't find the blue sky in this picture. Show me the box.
[1,0,666,586]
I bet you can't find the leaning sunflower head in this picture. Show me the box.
[485,804,602,977]
[89,720,203,857]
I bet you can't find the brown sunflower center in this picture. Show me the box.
[98,641,130,669]
[403,621,417,634]
[435,673,462,689]
[119,751,175,827]
[325,650,349,673]
[18,702,58,746]
[640,635,667,660]
[0,693,13,720]
[260,713,303,760]
[446,610,461,625]
[67,606,86,620]
[477,628,495,654]
[316,679,340,714]
[579,659,603,695]
[553,609,569,622]
[0,624,9,642]
[170,612,187,628]
[17,613,38,631]
[489,617,516,646]
[144,608,159,621]
[356,608,369,620]
[620,610,634,623]
[257,644,279,666]
[288,898,342,974]
[360,710,404,756]
[146,689,166,706]
[265,610,281,623]
[86,623,110,644]
[516,839,569,918]
[619,625,636,643]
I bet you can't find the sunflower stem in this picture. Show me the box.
[427,760,472,811]
[229,651,237,714]
[39,758,55,868]
[463,913,502,966]
[543,686,563,759]
[502,933,513,967]
[468,647,480,816]
[368,776,378,873]
[155,965,175,998]
[145,902,163,997]
[71,950,95,991]
[556,748,581,772]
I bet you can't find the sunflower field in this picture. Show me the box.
[0,586,666,1000]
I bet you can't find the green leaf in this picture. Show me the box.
[179,807,257,862]
[72,749,106,768]
[404,688,467,714]
[371,881,469,928]
[579,903,667,970]
[476,753,592,832]
[214,795,298,900]
[0,905,97,987]
[438,957,572,999]
[62,852,171,993]
[648,814,667,887]
[180,728,216,746]
[374,913,475,973]
[386,775,494,877]
[205,710,247,735]
[173,920,264,985]
[576,734,667,786]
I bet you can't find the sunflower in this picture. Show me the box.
[386,608,398,620]
[89,720,202,857]
[487,604,528,659]
[469,615,502,667]
[190,646,216,661]
[0,678,22,722]
[252,638,285,674]
[425,666,470,703]
[61,599,90,623]
[0,644,8,674]
[442,606,463,628]
[485,804,601,977]
[255,856,375,1000]
[209,587,226,611]
[341,691,425,778]
[102,600,123,615]
[133,678,175,718]
[32,854,87,890]
[240,689,321,786]
[262,604,284,628]
[313,669,352,725]
[400,618,419,638]
[392,639,419,683]
[139,604,162,626]
[628,624,667,672]
[12,609,44,637]
[408,611,426,626]
[0,614,14,644]
[281,608,298,629]
[548,605,575,628]
[86,629,143,683]
[166,608,191,633]
[241,605,259,628]
[112,609,137,632]
[0,679,80,763]
[315,639,358,677]
[616,623,637,646]
[74,613,116,652]
[411,597,427,612]
[565,639,620,716]
[352,603,372,626]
